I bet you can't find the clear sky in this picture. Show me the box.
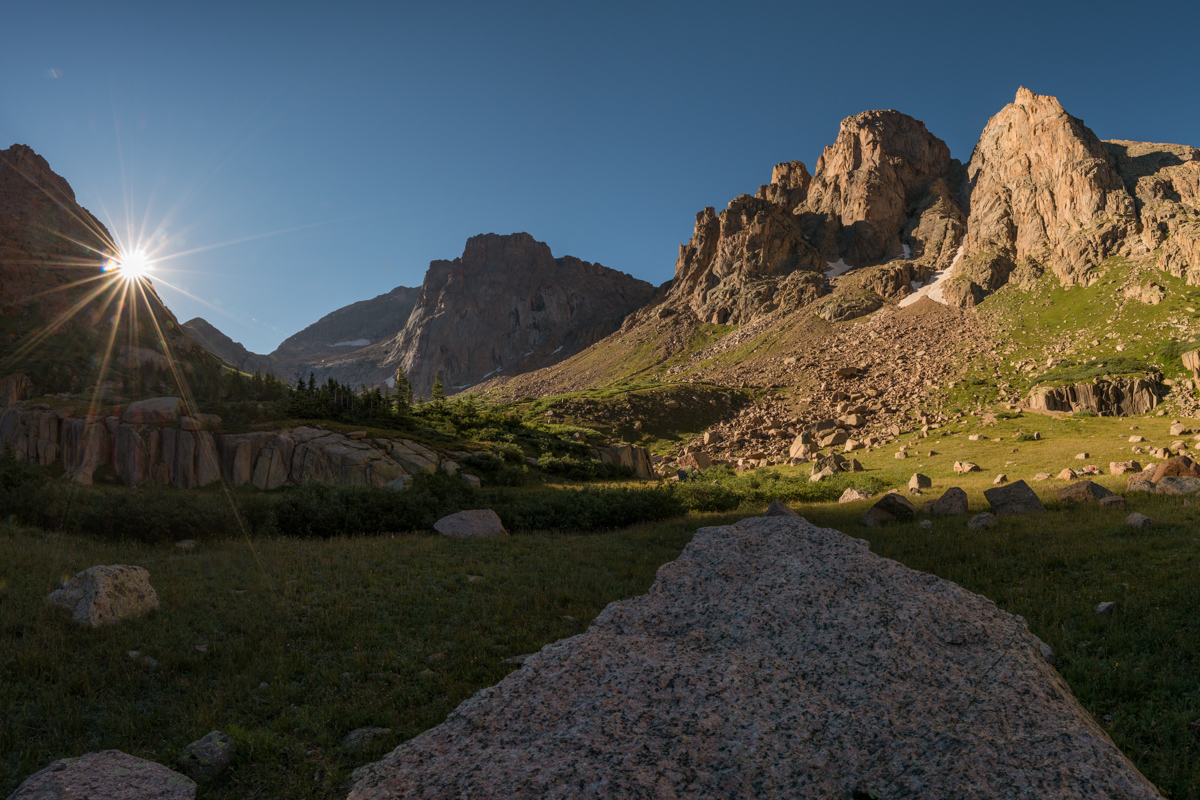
[3,0,1198,354]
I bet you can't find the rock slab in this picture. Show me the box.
[9,750,196,799]
[348,517,1162,800]
[177,731,233,780]
[46,565,159,627]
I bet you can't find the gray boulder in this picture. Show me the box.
[9,750,195,799]
[1126,512,1153,530]
[433,509,507,538]
[763,499,800,517]
[1155,476,1200,495]
[862,493,917,526]
[923,487,968,515]
[46,565,159,627]
[983,480,1045,515]
[908,473,932,491]
[968,512,999,530]
[178,731,233,780]
[1057,481,1115,504]
[347,517,1163,800]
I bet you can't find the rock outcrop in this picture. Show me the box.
[1028,377,1161,416]
[948,88,1200,306]
[797,110,965,269]
[349,516,1161,799]
[372,233,655,395]
[671,187,825,325]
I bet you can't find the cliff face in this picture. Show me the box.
[182,318,282,377]
[798,110,965,269]
[268,285,422,383]
[944,88,1200,306]
[0,144,115,313]
[381,233,656,394]
[664,111,965,329]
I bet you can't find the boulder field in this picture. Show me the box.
[348,516,1161,799]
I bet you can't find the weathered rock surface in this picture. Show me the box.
[9,750,196,799]
[968,512,999,529]
[47,565,159,627]
[1150,455,1200,483]
[984,480,1046,515]
[177,731,233,780]
[1155,476,1200,495]
[923,487,969,515]
[596,443,654,480]
[1058,481,1115,503]
[1029,378,1161,416]
[672,187,825,326]
[433,509,507,538]
[348,517,1162,800]
[377,233,655,395]
[798,110,965,270]
[950,88,1138,306]
[763,499,799,517]
[862,492,917,526]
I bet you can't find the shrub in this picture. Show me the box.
[671,481,742,512]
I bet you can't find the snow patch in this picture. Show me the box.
[552,345,563,354]
[329,339,370,347]
[902,243,912,259]
[898,243,963,308]
[525,350,535,356]
[824,259,853,279]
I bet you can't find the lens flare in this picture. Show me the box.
[104,249,153,280]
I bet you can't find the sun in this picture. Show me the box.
[104,249,153,280]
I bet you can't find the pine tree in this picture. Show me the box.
[394,367,414,414]
[430,372,446,408]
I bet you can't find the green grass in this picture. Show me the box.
[6,412,1200,797]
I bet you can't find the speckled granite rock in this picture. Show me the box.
[46,565,159,627]
[9,750,195,799]
[348,516,1162,800]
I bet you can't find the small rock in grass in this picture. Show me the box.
[1125,512,1153,530]
[175,539,197,550]
[341,727,392,752]
[967,512,998,530]
[467,575,484,582]
[1032,472,1051,481]
[1129,435,1145,443]
[178,731,233,780]
[993,474,1007,485]
[838,487,873,503]
[1075,453,1088,460]
[1056,468,1077,481]
[763,499,800,517]
[1096,601,1116,615]
[908,473,931,491]
[861,493,917,526]
[953,460,980,474]
[1099,496,1126,510]
[1126,480,1156,493]
[47,565,159,628]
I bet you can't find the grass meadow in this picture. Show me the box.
[3,410,1200,797]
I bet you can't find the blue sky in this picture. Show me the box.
[3,0,1198,354]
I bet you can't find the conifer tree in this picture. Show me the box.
[430,372,446,408]
[394,367,414,414]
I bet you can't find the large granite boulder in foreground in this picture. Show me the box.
[9,750,195,799]
[349,517,1161,799]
